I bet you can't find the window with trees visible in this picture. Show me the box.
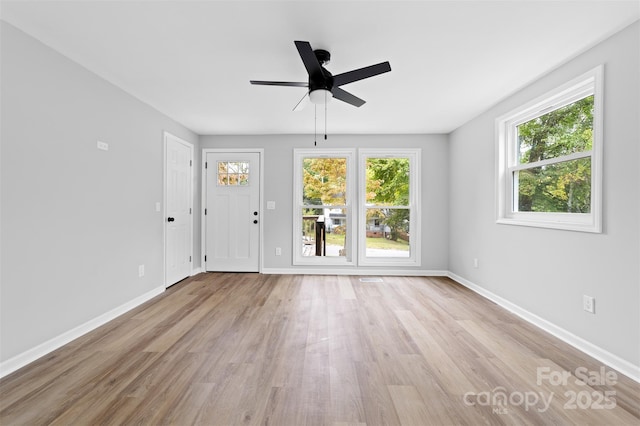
[293,150,354,265]
[293,148,421,267]
[496,66,603,232]
[359,150,420,265]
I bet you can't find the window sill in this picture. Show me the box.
[496,216,601,233]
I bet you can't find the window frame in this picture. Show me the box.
[293,149,356,266]
[358,149,421,266]
[496,65,603,233]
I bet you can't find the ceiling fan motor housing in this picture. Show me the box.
[309,49,333,93]
[309,71,333,92]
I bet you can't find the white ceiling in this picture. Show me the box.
[1,1,638,135]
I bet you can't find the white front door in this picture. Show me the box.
[165,133,193,287]
[205,151,260,272]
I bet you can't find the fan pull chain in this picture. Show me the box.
[324,91,328,140]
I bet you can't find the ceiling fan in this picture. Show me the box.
[250,40,391,111]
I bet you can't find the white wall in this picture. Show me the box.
[199,134,449,273]
[448,22,639,368]
[0,22,199,364]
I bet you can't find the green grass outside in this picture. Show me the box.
[325,233,409,251]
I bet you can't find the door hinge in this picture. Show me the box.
[204,208,207,215]
[205,162,208,169]
[189,208,192,214]
[189,255,192,262]
[204,255,207,262]
[190,160,192,167]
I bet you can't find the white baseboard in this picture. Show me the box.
[447,272,640,383]
[191,267,203,276]
[261,267,449,276]
[0,285,165,379]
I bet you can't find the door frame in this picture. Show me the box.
[163,131,194,288]
[201,148,264,273]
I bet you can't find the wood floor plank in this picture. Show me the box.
[338,275,357,300]
[47,351,162,425]
[394,309,478,395]
[161,382,215,425]
[0,348,97,412]
[354,361,403,426]
[388,384,433,426]
[395,354,489,425]
[328,298,366,424]
[1,272,638,425]
[0,350,121,425]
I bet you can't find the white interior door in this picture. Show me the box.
[165,133,193,286]
[205,151,260,272]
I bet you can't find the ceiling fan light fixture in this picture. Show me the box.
[309,89,332,105]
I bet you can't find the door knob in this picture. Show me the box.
[167,217,175,222]
[253,211,258,216]
[253,220,258,224]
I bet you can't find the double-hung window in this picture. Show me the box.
[496,66,603,232]
[293,149,355,265]
[359,149,420,266]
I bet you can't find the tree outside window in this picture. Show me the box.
[496,65,603,233]
[515,96,593,213]
[365,158,410,257]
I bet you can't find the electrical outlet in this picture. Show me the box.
[275,247,282,256]
[97,140,109,151]
[583,295,595,313]
[138,264,145,277]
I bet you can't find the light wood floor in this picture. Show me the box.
[1,273,638,425]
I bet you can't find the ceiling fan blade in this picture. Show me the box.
[333,61,391,87]
[293,92,310,111]
[294,40,323,78]
[331,87,366,107]
[250,80,308,87]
